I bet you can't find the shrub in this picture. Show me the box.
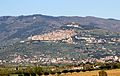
[99,70,107,76]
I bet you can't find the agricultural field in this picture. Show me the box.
[49,69,120,76]
[8,69,120,76]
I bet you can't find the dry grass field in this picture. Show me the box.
[49,69,120,76]
[9,69,120,76]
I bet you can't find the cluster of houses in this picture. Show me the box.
[0,52,120,66]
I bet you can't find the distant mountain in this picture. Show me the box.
[0,14,120,43]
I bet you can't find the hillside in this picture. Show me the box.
[0,14,120,65]
[0,14,120,44]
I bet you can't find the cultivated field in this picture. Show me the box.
[9,69,120,76]
[49,69,120,76]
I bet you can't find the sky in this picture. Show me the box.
[0,0,120,19]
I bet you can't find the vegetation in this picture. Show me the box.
[99,70,107,76]
[0,14,120,76]
[0,62,119,76]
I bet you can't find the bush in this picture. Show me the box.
[99,70,107,76]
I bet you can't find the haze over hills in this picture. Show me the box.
[0,14,120,43]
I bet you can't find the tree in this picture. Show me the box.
[44,72,49,76]
[24,73,30,76]
[57,71,61,76]
[50,71,56,75]
[31,73,36,76]
[37,72,42,76]
[62,70,69,74]
[69,70,75,73]
[18,74,23,76]
[75,69,81,72]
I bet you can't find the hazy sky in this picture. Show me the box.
[0,0,120,19]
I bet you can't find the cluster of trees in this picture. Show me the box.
[0,62,120,76]
[99,62,120,70]
[13,69,89,76]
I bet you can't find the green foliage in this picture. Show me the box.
[99,62,120,70]
[18,74,23,76]
[24,73,30,76]
[30,73,36,76]
[32,66,44,74]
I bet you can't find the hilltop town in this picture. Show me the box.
[28,29,76,43]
